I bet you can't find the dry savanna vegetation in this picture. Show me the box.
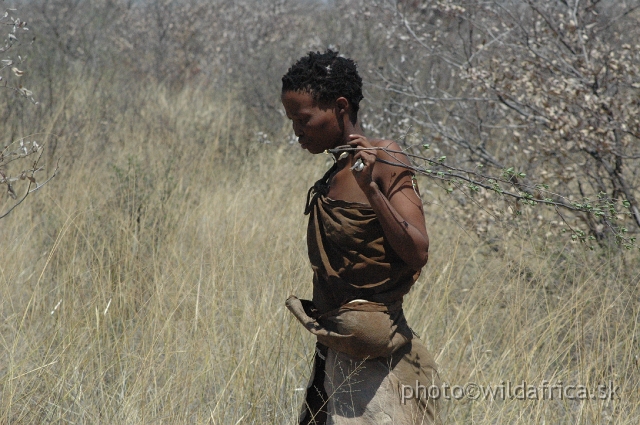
[1,0,639,423]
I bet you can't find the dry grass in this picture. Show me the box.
[1,81,639,424]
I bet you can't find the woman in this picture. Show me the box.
[282,50,440,425]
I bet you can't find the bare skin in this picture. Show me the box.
[281,90,429,270]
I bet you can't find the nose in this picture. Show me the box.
[292,121,304,137]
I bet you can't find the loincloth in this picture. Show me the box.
[286,296,441,425]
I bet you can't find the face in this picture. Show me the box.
[281,90,344,154]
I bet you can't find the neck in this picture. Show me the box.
[327,113,364,160]
[329,117,362,160]
[342,117,362,140]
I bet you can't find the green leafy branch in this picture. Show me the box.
[327,145,636,249]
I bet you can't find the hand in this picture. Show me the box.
[348,134,377,190]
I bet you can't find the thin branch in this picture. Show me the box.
[0,165,57,220]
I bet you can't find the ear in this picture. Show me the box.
[335,97,350,115]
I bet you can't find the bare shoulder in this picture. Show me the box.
[368,139,397,150]
[367,139,415,198]
[369,139,412,173]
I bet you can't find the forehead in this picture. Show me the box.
[281,90,332,116]
[281,90,315,112]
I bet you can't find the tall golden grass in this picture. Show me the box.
[1,80,639,424]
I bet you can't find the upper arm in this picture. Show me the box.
[374,141,428,239]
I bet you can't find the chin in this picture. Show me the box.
[303,145,323,154]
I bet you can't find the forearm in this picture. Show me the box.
[363,181,429,270]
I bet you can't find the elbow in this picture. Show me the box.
[407,250,429,271]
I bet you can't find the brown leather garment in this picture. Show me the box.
[288,183,441,424]
[286,296,412,360]
[306,194,420,314]
[286,295,441,425]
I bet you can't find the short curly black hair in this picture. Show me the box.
[282,50,364,121]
